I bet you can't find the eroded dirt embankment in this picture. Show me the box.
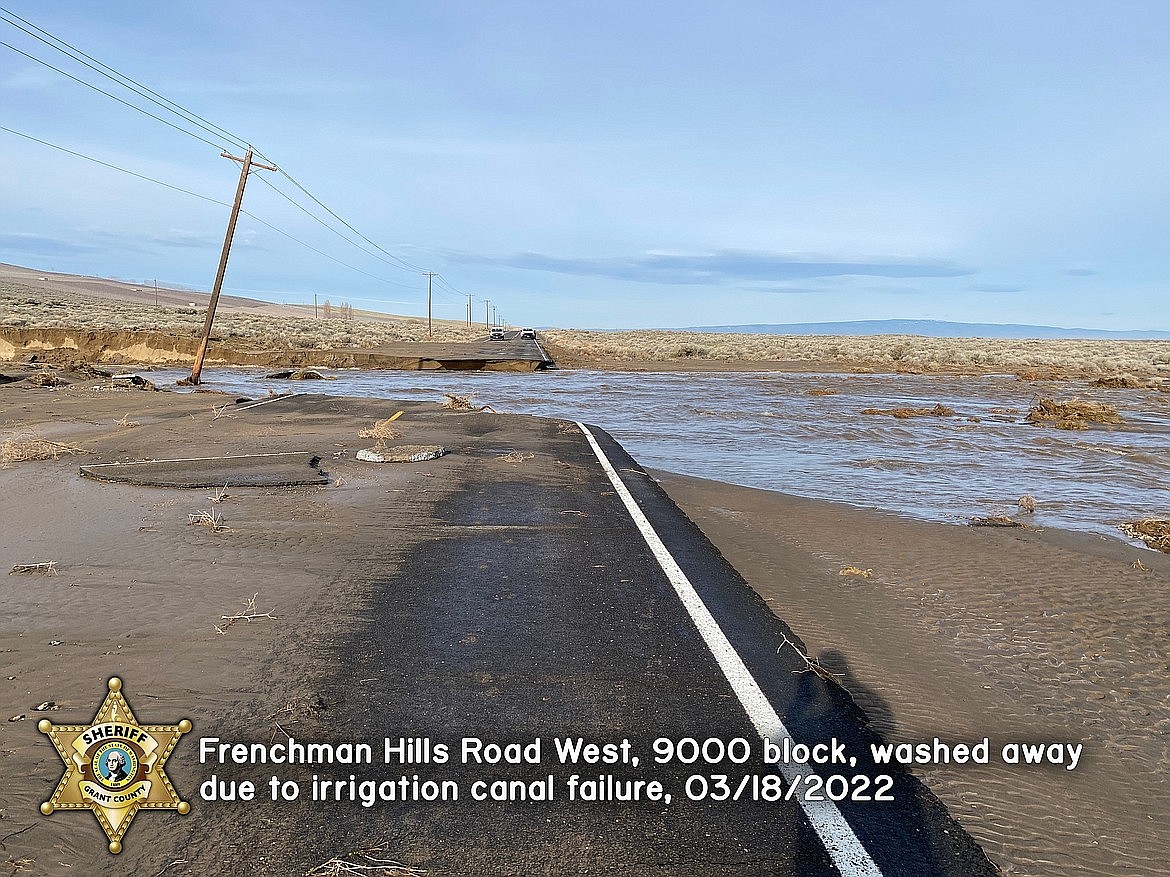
[0,327,544,372]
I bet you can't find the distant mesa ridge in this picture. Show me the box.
[680,319,1170,340]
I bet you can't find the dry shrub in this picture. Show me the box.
[441,393,474,410]
[1015,368,1064,381]
[188,509,227,532]
[0,434,87,465]
[808,388,839,396]
[839,566,872,578]
[358,414,403,441]
[116,413,140,428]
[1119,519,1170,552]
[861,404,954,418]
[1027,397,1121,428]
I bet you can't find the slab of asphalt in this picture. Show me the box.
[156,393,997,877]
[79,452,328,488]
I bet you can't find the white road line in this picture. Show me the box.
[577,422,884,877]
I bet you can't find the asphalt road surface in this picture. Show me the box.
[473,329,551,364]
[172,397,998,876]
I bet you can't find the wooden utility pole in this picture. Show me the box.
[466,294,472,328]
[187,148,277,384]
[484,299,491,329]
[423,272,437,339]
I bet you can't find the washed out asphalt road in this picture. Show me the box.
[137,394,996,877]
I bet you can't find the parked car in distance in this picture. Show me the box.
[489,326,507,340]
[520,327,536,339]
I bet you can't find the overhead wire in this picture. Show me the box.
[0,10,487,311]
[0,39,227,151]
[0,123,428,299]
[250,173,419,289]
[0,123,230,208]
[0,6,250,152]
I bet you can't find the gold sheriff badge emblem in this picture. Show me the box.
[38,677,191,853]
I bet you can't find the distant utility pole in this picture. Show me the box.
[485,299,491,329]
[314,293,318,320]
[188,147,277,384]
[423,272,437,339]
[466,294,472,329]
[492,305,497,327]
[154,279,158,307]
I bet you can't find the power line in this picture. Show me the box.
[0,123,230,207]
[0,6,250,152]
[238,208,424,291]
[0,9,453,296]
[265,164,428,273]
[0,39,226,150]
[250,173,419,289]
[0,9,476,308]
[0,124,429,295]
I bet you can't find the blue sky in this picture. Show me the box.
[1,1,1168,330]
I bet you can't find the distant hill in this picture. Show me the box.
[681,319,1170,340]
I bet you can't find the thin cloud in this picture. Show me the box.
[444,249,974,285]
[0,233,99,257]
[967,283,1025,293]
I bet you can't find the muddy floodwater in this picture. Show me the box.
[155,366,1170,544]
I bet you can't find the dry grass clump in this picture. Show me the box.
[188,509,227,532]
[10,561,57,576]
[498,451,535,463]
[115,413,140,428]
[441,392,475,410]
[1026,397,1122,428]
[0,433,87,465]
[1119,519,1170,552]
[306,845,427,876]
[358,412,404,441]
[861,404,955,418]
[808,387,839,396]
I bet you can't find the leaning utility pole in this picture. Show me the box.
[187,147,277,384]
[423,272,437,339]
